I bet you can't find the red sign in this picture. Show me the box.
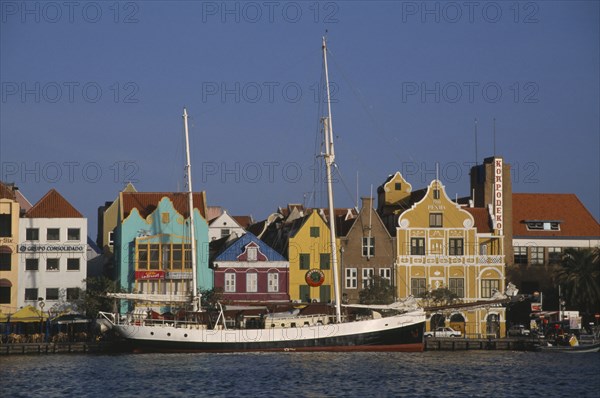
[135,270,165,280]
[531,304,542,312]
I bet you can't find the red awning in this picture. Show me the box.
[0,279,12,287]
[0,246,12,254]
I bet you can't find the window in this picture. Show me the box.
[411,278,427,297]
[247,247,258,262]
[0,215,11,237]
[526,222,560,231]
[161,213,170,224]
[268,273,279,292]
[395,182,402,190]
[379,268,391,280]
[184,244,192,269]
[362,268,374,288]
[67,258,80,271]
[449,238,464,256]
[25,288,38,301]
[319,253,330,270]
[411,238,425,255]
[46,288,59,301]
[310,227,320,238]
[108,231,114,246]
[26,228,39,241]
[46,258,59,271]
[479,244,488,255]
[449,278,464,298]
[530,247,544,265]
[362,237,375,257]
[47,228,60,241]
[0,287,10,304]
[67,288,80,300]
[162,245,171,269]
[548,247,562,264]
[246,272,258,293]
[172,245,182,269]
[319,285,331,303]
[433,189,440,200]
[345,268,357,289]
[429,213,443,228]
[514,246,528,265]
[221,229,230,238]
[299,285,310,303]
[481,279,500,298]
[0,253,10,271]
[67,228,80,241]
[25,258,39,271]
[225,273,236,292]
[299,253,310,270]
[149,244,160,270]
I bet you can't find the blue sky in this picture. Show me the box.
[1,1,599,235]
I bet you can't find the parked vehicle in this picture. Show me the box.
[424,327,461,338]
[508,325,531,337]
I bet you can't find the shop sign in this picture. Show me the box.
[494,158,503,233]
[18,244,85,253]
[166,271,193,280]
[135,270,165,280]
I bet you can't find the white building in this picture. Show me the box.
[18,189,87,313]
[208,210,248,241]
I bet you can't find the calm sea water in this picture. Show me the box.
[1,351,599,397]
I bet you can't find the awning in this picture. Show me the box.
[0,246,12,254]
[0,278,12,287]
[9,305,48,322]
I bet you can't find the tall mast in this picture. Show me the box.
[183,108,200,312]
[322,36,342,323]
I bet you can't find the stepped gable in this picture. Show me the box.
[464,207,492,233]
[24,189,83,218]
[122,192,208,220]
[513,193,600,237]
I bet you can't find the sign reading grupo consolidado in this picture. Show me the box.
[18,244,85,253]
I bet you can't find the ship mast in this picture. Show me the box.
[183,108,200,312]
[322,37,342,323]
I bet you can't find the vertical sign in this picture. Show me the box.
[494,158,503,234]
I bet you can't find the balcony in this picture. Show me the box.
[399,255,505,265]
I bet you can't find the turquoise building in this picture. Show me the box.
[115,192,210,313]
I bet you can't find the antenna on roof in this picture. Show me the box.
[474,118,478,165]
[493,117,497,157]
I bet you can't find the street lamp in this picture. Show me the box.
[38,297,45,340]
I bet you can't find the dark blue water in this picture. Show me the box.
[1,351,599,397]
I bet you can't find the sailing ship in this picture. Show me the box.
[98,38,426,353]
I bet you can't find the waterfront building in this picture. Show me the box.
[114,192,210,312]
[96,182,137,253]
[211,232,289,302]
[18,189,87,313]
[394,176,506,338]
[509,193,600,304]
[208,210,248,241]
[340,197,395,304]
[0,182,28,315]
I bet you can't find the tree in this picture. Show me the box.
[79,276,122,318]
[359,276,394,304]
[554,247,600,318]
[419,287,459,307]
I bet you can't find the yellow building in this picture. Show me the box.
[395,178,506,338]
[0,182,21,315]
[288,209,341,303]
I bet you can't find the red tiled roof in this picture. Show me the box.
[512,193,600,237]
[122,192,207,220]
[0,182,16,200]
[25,189,83,218]
[464,207,492,233]
[232,216,253,229]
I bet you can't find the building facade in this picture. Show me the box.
[18,189,87,313]
[212,232,289,302]
[208,210,247,241]
[396,179,506,337]
[0,182,21,315]
[340,197,395,304]
[115,192,210,312]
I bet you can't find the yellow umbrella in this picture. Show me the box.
[0,311,8,322]
[9,305,48,323]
